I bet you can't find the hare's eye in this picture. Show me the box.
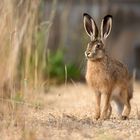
[96,44,101,49]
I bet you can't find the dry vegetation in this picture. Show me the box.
[0,0,42,97]
[0,0,140,140]
[0,83,140,140]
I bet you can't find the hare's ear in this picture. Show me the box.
[83,13,98,40]
[101,15,112,39]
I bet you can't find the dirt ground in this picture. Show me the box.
[0,82,140,140]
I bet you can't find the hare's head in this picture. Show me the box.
[83,13,112,61]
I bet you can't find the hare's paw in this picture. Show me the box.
[121,115,128,120]
[93,117,100,120]
[93,113,100,120]
[100,114,109,120]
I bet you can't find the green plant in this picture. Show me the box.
[44,48,81,84]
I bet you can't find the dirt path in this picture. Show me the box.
[0,83,140,140]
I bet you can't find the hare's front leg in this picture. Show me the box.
[94,91,101,120]
[100,93,111,120]
[107,104,112,119]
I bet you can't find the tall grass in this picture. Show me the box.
[0,0,50,98]
[0,0,81,99]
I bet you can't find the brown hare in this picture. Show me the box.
[83,13,133,120]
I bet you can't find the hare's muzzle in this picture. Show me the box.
[85,51,91,58]
[85,48,105,60]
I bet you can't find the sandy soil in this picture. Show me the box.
[0,82,140,140]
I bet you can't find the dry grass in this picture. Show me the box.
[0,0,44,99]
[0,82,140,140]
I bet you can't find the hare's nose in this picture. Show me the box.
[86,52,90,56]
[85,52,90,57]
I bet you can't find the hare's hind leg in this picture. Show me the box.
[121,89,131,120]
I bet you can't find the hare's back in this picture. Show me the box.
[111,58,130,82]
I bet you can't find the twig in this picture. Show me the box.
[0,97,36,108]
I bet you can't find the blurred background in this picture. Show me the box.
[0,0,140,96]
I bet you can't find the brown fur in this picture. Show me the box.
[83,13,133,120]
[86,55,133,119]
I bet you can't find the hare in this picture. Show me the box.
[83,13,133,120]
